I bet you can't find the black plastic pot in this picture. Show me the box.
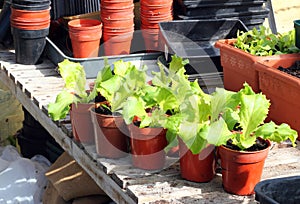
[254,176,300,204]
[11,2,51,11]
[159,19,248,75]
[11,27,49,64]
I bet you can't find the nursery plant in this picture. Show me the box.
[216,82,297,196]
[215,25,300,92]
[115,55,189,170]
[48,59,110,121]
[234,25,300,56]
[47,59,112,144]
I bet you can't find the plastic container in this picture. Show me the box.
[294,20,300,49]
[12,27,49,64]
[254,176,300,204]
[159,19,248,75]
[44,37,162,79]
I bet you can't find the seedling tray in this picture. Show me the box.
[45,37,162,79]
[159,19,248,75]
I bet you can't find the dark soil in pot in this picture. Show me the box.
[224,138,269,151]
[278,60,300,78]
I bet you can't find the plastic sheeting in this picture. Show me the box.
[0,145,51,204]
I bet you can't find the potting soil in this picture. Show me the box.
[278,61,300,78]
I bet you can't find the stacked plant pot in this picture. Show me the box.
[68,18,102,58]
[140,0,173,52]
[10,0,51,64]
[173,0,269,30]
[100,0,134,56]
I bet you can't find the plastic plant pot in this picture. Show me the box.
[294,19,300,49]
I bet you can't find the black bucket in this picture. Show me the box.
[11,27,49,64]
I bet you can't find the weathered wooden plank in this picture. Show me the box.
[9,68,59,79]
[17,76,64,91]
[71,141,136,204]
[126,175,255,204]
[1,60,55,71]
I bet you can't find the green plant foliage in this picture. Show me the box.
[225,83,297,150]
[234,25,300,56]
[48,59,113,121]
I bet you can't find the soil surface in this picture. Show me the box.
[278,61,300,78]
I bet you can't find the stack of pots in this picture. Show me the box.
[10,0,51,64]
[140,0,173,52]
[100,0,134,56]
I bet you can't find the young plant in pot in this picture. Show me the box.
[216,82,298,196]
[214,25,300,92]
[162,66,239,183]
[118,55,189,170]
[48,59,102,144]
[89,59,146,159]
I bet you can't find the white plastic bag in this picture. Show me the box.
[0,145,51,204]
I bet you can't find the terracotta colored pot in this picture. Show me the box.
[100,4,134,12]
[103,31,133,56]
[179,138,216,182]
[128,124,167,170]
[70,103,95,144]
[218,140,271,195]
[68,19,102,58]
[11,7,50,19]
[256,54,300,140]
[140,4,173,17]
[214,39,300,93]
[140,0,171,6]
[101,0,133,8]
[101,12,134,29]
[10,7,50,30]
[90,107,129,159]
[141,28,161,52]
[10,19,50,30]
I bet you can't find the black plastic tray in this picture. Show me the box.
[158,56,223,94]
[45,37,162,79]
[159,19,248,75]
[255,176,300,204]
[178,0,266,7]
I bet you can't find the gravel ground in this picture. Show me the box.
[265,0,300,33]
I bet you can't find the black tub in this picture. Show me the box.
[255,176,300,204]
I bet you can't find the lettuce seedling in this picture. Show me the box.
[48,59,113,121]
[234,25,300,56]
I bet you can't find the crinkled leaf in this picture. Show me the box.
[206,117,233,146]
[48,90,74,121]
[257,122,297,147]
[122,97,147,125]
[154,87,178,112]
[169,55,189,76]
[113,60,134,77]
[210,87,239,122]
[58,59,87,99]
